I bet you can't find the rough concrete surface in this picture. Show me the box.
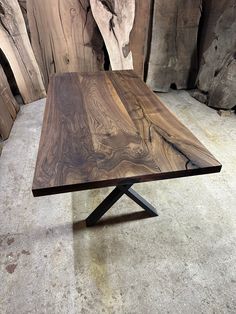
[0,91,235,314]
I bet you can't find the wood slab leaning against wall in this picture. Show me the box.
[0,65,19,140]
[27,0,105,89]
[90,0,135,71]
[146,0,202,92]
[196,1,236,110]
[130,0,151,78]
[18,0,30,35]
[0,0,45,104]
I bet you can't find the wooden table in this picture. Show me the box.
[32,70,221,226]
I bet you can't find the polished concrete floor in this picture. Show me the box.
[0,91,235,314]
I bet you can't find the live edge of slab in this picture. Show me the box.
[32,70,221,197]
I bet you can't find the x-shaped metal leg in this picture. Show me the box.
[86,184,158,227]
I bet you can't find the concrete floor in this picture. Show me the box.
[0,91,235,314]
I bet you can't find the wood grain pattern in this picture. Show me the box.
[32,70,221,196]
[90,0,135,70]
[18,0,29,35]
[130,0,151,78]
[196,2,236,110]
[0,0,45,103]
[27,0,104,89]
[0,65,19,140]
[146,0,202,91]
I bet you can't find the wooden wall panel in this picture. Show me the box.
[146,0,202,92]
[27,0,104,88]
[0,0,45,104]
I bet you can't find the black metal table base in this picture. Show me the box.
[86,184,158,227]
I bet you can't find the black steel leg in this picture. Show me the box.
[86,184,132,227]
[86,184,158,227]
[124,188,158,217]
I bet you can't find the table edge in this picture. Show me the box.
[32,164,222,197]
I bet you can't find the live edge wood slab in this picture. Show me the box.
[32,70,221,197]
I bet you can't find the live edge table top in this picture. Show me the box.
[32,70,221,197]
